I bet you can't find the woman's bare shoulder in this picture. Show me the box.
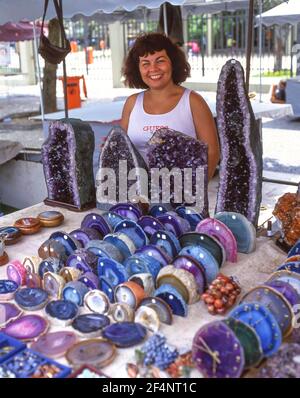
[123,92,140,112]
[120,92,140,131]
[189,90,209,108]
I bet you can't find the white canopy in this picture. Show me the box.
[258,0,300,26]
[0,0,249,24]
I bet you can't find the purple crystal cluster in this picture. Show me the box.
[96,127,149,209]
[215,59,262,227]
[146,128,208,216]
[41,118,96,210]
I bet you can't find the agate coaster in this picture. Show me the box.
[1,314,48,341]
[0,302,23,327]
[45,299,78,326]
[66,339,116,368]
[31,331,77,359]
[229,302,282,357]
[139,297,173,325]
[192,320,245,378]
[0,279,19,300]
[71,313,110,337]
[14,287,49,311]
[102,322,147,348]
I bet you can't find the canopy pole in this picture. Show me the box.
[163,2,168,36]
[258,0,263,102]
[246,0,255,93]
[58,0,68,118]
[32,20,45,122]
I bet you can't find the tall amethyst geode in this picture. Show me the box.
[146,128,208,216]
[215,59,262,227]
[42,118,96,211]
[96,127,149,209]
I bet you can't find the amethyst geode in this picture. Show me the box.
[96,127,149,209]
[146,128,208,216]
[42,118,96,211]
[215,60,262,227]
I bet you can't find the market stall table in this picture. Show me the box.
[0,202,287,378]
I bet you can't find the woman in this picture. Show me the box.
[270,80,286,104]
[120,32,220,181]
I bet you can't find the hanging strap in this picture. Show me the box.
[40,0,68,45]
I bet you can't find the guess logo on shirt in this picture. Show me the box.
[143,125,168,132]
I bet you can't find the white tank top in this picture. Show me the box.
[127,88,197,162]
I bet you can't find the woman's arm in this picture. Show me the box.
[190,91,220,180]
[119,94,139,132]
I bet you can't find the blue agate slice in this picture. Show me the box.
[134,244,172,267]
[85,240,124,263]
[97,257,128,286]
[149,205,168,218]
[154,284,188,317]
[102,322,147,347]
[175,206,204,230]
[137,216,165,238]
[149,230,181,259]
[81,213,111,237]
[215,211,256,253]
[38,257,64,278]
[72,313,110,335]
[179,245,219,284]
[78,272,99,290]
[179,232,226,268]
[14,288,48,311]
[99,276,115,302]
[49,231,79,256]
[229,302,282,357]
[66,249,98,274]
[62,281,89,306]
[102,211,125,229]
[288,240,300,257]
[103,233,136,260]
[157,212,191,237]
[124,254,162,279]
[0,280,18,295]
[113,220,148,249]
[70,228,101,247]
[277,261,300,274]
[266,280,300,307]
[109,203,142,222]
[45,299,78,321]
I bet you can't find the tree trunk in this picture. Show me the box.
[296,24,300,76]
[273,26,284,72]
[42,18,60,114]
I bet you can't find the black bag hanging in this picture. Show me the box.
[38,0,71,64]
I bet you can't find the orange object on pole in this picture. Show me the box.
[58,75,87,110]
[70,40,78,52]
[86,46,94,64]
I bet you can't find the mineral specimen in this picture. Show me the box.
[215,59,262,227]
[41,118,96,211]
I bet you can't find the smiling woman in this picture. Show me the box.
[120,33,220,180]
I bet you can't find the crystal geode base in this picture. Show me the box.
[215,59,262,227]
[42,118,96,212]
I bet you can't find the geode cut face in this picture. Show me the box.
[41,118,96,209]
[215,59,262,227]
[96,127,149,209]
[146,128,208,216]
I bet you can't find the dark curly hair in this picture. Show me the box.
[122,33,191,89]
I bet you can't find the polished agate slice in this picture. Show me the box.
[179,232,226,268]
[139,297,173,325]
[81,213,111,237]
[146,127,208,215]
[66,249,98,273]
[31,331,77,359]
[157,212,191,237]
[43,272,65,298]
[215,211,256,254]
[42,119,95,210]
[72,314,110,337]
[129,273,155,296]
[49,231,80,256]
[78,272,99,290]
[0,302,22,327]
[149,204,168,218]
[0,280,19,300]
[45,299,78,324]
[137,216,165,238]
[97,257,128,286]
[135,306,160,333]
[110,303,135,323]
[86,239,124,263]
[103,233,136,260]
[196,218,237,263]
[124,254,161,279]
[134,244,172,267]
[192,320,245,378]
[215,59,262,227]
[70,228,102,247]
[66,339,116,368]
[38,257,64,278]
[38,239,67,261]
[149,230,181,259]
[176,206,204,230]
[154,284,188,317]
[14,287,49,311]
[110,203,142,222]
[2,314,48,340]
[96,127,149,208]
[99,276,115,303]
[173,255,206,294]
[102,322,147,347]
[288,240,300,257]
[84,290,111,315]
[113,220,148,249]
[62,281,89,306]
[102,211,125,229]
